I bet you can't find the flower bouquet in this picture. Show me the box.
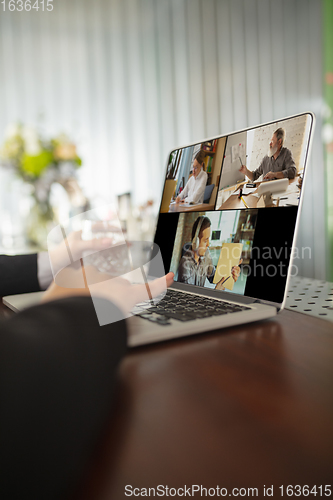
[0,124,88,246]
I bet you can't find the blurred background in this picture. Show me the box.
[0,0,332,280]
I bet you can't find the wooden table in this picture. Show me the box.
[218,178,300,210]
[73,309,333,499]
[168,202,215,213]
[218,193,260,209]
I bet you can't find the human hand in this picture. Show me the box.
[175,196,181,204]
[239,165,247,175]
[215,277,226,291]
[48,224,122,277]
[263,171,276,180]
[231,259,243,282]
[66,229,116,259]
[42,266,174,315]
[215,259,243,290]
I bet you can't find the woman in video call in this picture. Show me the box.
[175,150,208,204]
[177,216,241,290]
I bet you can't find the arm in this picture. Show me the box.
[282,149,297,179]
[177,256,194,284]
[0,231,116,295]
[205,251,216,284]
[0,270,174,499]
[0,295,127,500]
[251,158,265,181]
[215,260,242,290]
[176,178,190,203]
[187,171,207,204]
[239,165,254,181]
[241,157,267,181]
[0,254,41,296]
[263,170,285,180]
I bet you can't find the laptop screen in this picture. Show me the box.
[154,112,314,306]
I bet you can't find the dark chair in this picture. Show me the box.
[203,183,215,204]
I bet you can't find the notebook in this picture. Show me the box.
[212,243,243,290]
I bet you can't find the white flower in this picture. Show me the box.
[4,123,22,139]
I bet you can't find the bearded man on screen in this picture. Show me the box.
[239,127,296,181]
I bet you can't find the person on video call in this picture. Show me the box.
[239,127,296,181]
[175,150,208,204]
[177,216,241,290]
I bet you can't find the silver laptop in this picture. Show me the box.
[3,112,315,347]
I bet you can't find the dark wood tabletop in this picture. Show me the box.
[74,309,333,500]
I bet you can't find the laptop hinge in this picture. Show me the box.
[252,298,281,311]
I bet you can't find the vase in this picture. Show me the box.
[26,178,88,249]
[0,168,30,250]
[160,179,177,213]
[26,200,56,250]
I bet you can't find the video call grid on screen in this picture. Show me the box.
[159,113,313,215]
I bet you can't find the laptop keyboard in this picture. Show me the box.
[135,289,251,326]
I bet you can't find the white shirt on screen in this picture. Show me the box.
[179,169,208,204]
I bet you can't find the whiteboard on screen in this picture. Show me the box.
[219,131,246,190]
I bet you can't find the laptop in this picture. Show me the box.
[3,112,315,347]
